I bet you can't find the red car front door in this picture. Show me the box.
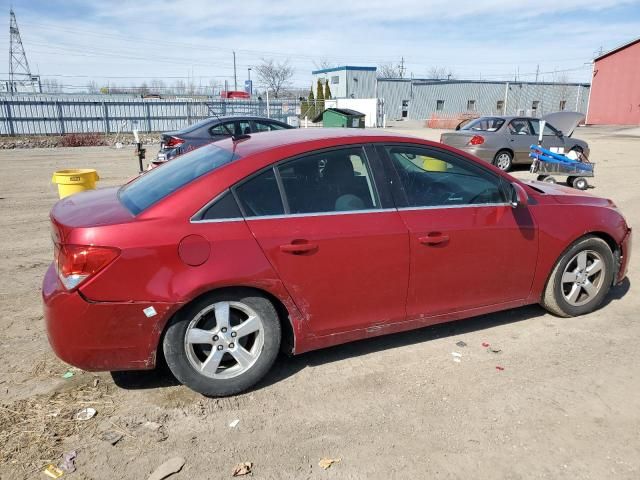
[381,144,538,320]
[234,146,410,337]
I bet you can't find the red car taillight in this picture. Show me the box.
[468,135,485,146]
[164,136,185,148]
[55,244,120,290]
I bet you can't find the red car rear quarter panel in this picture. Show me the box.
[527,200,628,301]
[76,217,307,351]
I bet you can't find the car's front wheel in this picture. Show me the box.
[163,289,281,396]
[541,236,614,317]
[493,150,513,171]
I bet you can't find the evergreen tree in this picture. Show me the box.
[324,80,332,100]
[316,78,325,115]
[305,85,315,119]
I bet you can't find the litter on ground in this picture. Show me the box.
[232,462,253,476]
[74,407,96,421]
[319,457,341,470]
[147,457,185,480]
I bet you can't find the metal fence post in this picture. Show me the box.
[102,101,110,134]
[145,102,152,132]
[56,101,65,135]
[4,100,15,136]
[186,102,191,124]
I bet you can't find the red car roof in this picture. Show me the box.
[214,128,429,158]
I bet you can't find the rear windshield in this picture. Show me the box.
[119,144,239,215]
[462,117,505,132]
[177,117,217,134]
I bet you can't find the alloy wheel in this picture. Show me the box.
[561,250,606,307]
[495,153,511,170]
[184,301,265,379]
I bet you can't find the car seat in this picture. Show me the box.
[321,154,367,211]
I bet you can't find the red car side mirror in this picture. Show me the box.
[511,182,529,208]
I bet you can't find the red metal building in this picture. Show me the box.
[587,37,640,125]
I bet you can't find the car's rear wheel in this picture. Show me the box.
[541,236,614,317]
[493,150,513,171]
[163,290,281,396]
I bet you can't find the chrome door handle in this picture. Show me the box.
[280,241,318,254]
[418,233,450,246]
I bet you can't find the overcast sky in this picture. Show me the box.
[2,0,640,92]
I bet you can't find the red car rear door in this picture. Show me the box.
[379,144,538,320]
[234,145,410,337]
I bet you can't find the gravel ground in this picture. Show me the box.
[0,126,638,479]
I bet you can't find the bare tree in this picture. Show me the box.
[313,58,335,70]
[377,63,400,78]
[255,58,294,98]
[85,80,99,94]
[208,79,221,96]
[427,66,455,80]
[41,78,63,93]
[173,80,186,95]
[149,79,166,93]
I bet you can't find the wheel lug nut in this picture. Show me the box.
[217,345,223,351]
[213,335,218,341]
[221,327,227,333]
[229,343,235,348]
[231,332,237,337]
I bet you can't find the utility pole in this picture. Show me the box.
[247,67,252,96]
[535,64,540,83]
[233,51,237,91]
[399,57,406,79]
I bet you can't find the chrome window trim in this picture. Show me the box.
[191,202,511,222]
[190,189,244,223]
[191,216,245,224]
[398,202,511,212]
[245,208,397,221]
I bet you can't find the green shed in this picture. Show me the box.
[313,108,365,128]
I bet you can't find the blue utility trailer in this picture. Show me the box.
[529,144,594,190]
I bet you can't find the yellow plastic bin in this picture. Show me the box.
[52,169,100,199]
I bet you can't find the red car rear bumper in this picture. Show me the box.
[43,264,179,371]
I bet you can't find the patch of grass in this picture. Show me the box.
[0,376,114,475]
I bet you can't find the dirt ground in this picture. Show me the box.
[0,126,639,479]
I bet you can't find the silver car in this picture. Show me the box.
[440,112,589,171]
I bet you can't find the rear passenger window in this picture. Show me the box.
[277,147,379,214]
[200,190,242,220]
[235,168,284,217]
[210,122,235,136]
[254,121,287,132]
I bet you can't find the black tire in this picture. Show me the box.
[541,236,614,317]
[567,176,576,187]
[493,150,513,171]
[163,289,281,396]
[543,176,557,184]
[537,175,549,182]
[573,177,588,190]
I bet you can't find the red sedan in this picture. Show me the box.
[43,129,632,396]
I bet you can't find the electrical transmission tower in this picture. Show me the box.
[8,9,40,94]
